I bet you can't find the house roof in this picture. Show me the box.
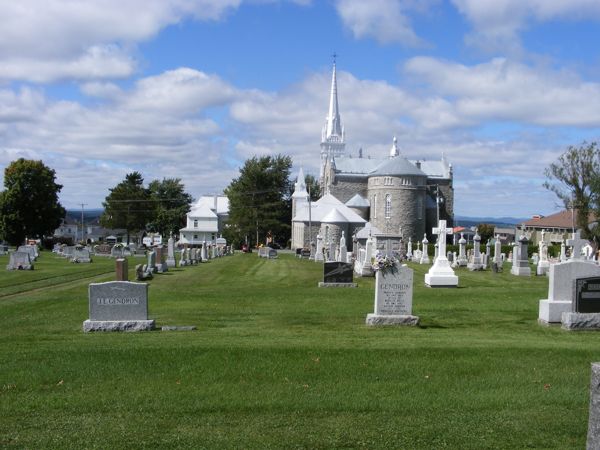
[193,196,229,215]
[189,202,218,219]
[521,210,595,229]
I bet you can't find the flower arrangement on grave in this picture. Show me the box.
[371,253,398,274]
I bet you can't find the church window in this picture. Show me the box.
[417,196,423,220]
[373,194,377,219]
[385,194,392,218]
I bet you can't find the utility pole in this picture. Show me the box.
[79,203,87,244]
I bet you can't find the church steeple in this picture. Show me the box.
[320,55,346,191]
[325,60,343,140]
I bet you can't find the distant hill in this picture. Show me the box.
[454,215,526,229]
[65,208,104,224]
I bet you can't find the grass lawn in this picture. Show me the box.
[1,251,599,449]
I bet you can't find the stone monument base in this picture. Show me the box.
[365,314,419,326]
[83,320,155,332]
[424,273,458,288]
[511,266,531,276]
[166,258,176,268]
[561,313,600,330]
[538,299,571,324]
[318,282,357,288]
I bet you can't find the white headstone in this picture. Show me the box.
[457,233,468,266]
[420,235,430,264]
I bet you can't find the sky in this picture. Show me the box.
[1,0,600,218]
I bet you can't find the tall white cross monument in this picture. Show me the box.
[424,220,459,287]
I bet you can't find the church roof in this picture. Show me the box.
[321,208,348,223]
[354,222,382,239]
[292,193,366,224]
[345,194,370,208]
[331,156,450,179]
[370,156,426,177]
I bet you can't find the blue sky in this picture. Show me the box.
[1,0,600,218]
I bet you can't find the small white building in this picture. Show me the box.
[179,195,229,245]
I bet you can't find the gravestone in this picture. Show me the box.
[561,276,600,330]
[406,237,413,259]
[354,234,374,277]
[18,245,37,261]
[82,281,154,332]
[146,250,157,273]
[154,246,168,273]
[115,258,128,281]
[71,246,92,263]
[537,229,550,276]
[95,244,112,255]
[420,235,430,264]
[560,241,567,262]
[366,263,419,326]
[6,251,33,270]
[425,220,458,287]
[166,236,176,267]
[179,248,187,266]
[538,236,600,324]
[511,235,531,276]
[467,229,484,271]
[111,245,124,258]
[318,261,356,287]
[493,235,502,268]
[456,233,468,266]
[135,264,152,281]
[338,232,347,263]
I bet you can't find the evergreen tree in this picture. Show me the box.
[224,155,292,247]
[101,172,153,244]
[0,159,66,245]
[147,178,193,237]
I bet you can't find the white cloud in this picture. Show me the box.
[404,56,600,126]
[451,0,600,53]
[334,0,427,47]
[0,0,241,82]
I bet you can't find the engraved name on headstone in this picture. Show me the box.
[374,265,413,315]
[574,277,600,313]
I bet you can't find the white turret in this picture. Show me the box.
[389,136,399,158]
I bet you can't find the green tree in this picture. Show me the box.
[224,155,293,247]
[476,223,495,244]
[544,142,600,240]
[0,159,66,246]
[305,173,321,201]
[147,178,193,237]
[101,172,153,244]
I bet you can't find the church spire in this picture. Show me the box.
[326,57,343,140]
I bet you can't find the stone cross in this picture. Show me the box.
[567,230,586,261]
[432,220,452,257]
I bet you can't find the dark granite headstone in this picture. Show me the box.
[574,277,600,313]
[323,262,353,284]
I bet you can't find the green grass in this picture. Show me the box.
[0,251,598,449]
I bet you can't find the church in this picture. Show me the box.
[291,61,454,251]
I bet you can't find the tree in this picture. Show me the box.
[305,173,321,201]
[544,142,600,240]
[224,155,293,247]
[476,223,495,243]
[101,172,153,244]
[0,159,66,246]
[147,178,193,237]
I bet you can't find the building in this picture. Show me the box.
[179,195,229,245]
[519,210,595,244]
[292,61,454,250]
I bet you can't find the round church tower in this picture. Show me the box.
[367,142,427,241]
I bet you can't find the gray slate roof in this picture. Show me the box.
[370,156,426,177]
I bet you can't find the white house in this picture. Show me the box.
[179,195,229,245]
